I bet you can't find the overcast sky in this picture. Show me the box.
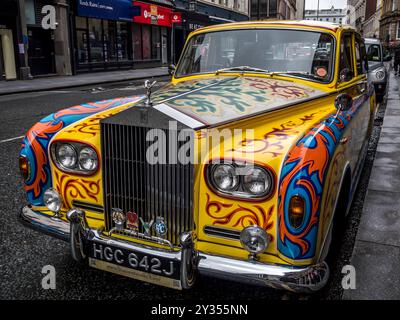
[305,0,347,10]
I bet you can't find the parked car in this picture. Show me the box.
[19,21,375,293]
[365,37,390,102]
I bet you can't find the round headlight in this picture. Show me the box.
[57,144,77,169]
[240,225,269,254]
[79,147,98,172]
[44,188,62,213]
[243,167,272,196]
[375,70,385,80]
[212,164,239,191]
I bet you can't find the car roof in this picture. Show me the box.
[364,37,381,44]
[194,20,355,33]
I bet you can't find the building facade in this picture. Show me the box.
[296,0,305,20]
[346,0,366,32]
[380,0,400,47]
[173,0,249,63]
[304,6,346,24]
[363,0,381,38]
[250,0,297,20]
[1,0,250,79]
[0,0,19,80]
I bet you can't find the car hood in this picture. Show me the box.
[368,61,383,71]
[150,76,328,128]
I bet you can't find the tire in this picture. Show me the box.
[321,176,350,265]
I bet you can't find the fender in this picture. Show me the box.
[277,98,363,260]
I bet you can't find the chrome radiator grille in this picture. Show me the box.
[101,122,194,246]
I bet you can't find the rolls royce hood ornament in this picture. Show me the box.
[144,80,157,106]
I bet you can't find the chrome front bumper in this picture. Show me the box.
[19,206,329,293]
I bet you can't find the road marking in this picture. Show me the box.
[0,135,25,144]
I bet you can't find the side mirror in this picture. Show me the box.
[339,68,353,83]
[168,64,176,75]
[334,93,353,112]
[383,55,392,62]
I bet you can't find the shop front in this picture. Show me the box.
[132,1,174,68]
[73,0,135,72]
[0,0,18,80]
[73,0,176,72]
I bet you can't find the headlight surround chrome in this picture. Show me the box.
[51,141,99,175]
[207,161,274,199]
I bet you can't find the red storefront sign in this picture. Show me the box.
[133,1,173,27]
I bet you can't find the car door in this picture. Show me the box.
[336,31,371,180]
[353,34,372,163]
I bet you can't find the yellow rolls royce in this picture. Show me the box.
[19,21,375,292]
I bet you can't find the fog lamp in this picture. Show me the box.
[112,208,126,230]
[43,188,62,213]
[240,226,269,258]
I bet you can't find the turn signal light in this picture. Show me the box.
[19,156,30,181]
[289,195,305,229]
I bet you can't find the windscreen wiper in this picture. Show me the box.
[267,71,322,80]
[215,66,269,75]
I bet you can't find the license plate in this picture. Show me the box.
[87,241,182,290]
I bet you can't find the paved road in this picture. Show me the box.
[0,78,385,300]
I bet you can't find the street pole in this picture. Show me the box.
[316,0,320,20]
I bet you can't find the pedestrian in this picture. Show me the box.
[394,45,400,76]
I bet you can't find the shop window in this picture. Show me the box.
[77,29,89,64]
[88,19,104,63]
[104,20,117,62]
[76,16,87,29]
[142,25,151,60]
[133,25,143,60]
[151,26,161,60]
[117,22,129,61]
[260,0,267,17]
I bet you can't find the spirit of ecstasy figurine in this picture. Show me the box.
[144,80,157,106]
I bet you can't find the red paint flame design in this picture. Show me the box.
[247,78,314,99]
[205,194,274,234]
[54,171,101,209]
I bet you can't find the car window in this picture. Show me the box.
[339,33,354,81]
[366,44,382,62]
[355,36,368,74]
[175,29,335,82]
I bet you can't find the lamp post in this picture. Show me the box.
[316,0,320,20]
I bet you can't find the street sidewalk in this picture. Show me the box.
[0,67,169,96]
[344,72,400,300]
